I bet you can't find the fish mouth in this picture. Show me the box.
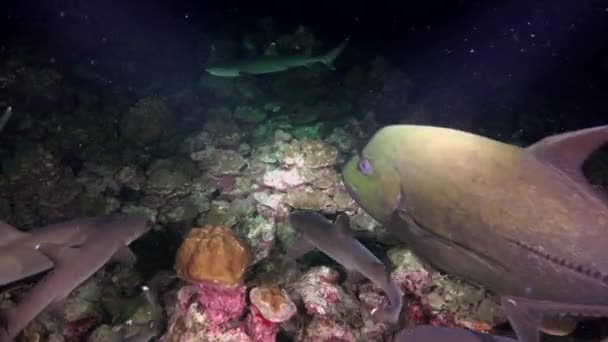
[341,174,360,203]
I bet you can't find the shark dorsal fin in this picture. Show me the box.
[35,243,79,265]
[0,221,26,246]
[334,214,351,237]
[527,125,608,202]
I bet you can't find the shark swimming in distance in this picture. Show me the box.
[342,124,608,342]
[205,37,350,77]
[0,214,150,342]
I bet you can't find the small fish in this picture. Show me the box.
[0,214,150,342]
[391,325,517,342]
[205,37,349,77]
[288,211,403,326]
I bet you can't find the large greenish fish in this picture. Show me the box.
[342,124,608,342]
[205,37,349,77]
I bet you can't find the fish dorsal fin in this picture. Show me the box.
[527,125,608,201]
[0,221,26,246]
[35,243,79,265]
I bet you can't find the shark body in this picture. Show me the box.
[342,124,608,342]
[288,211,403,326]
[205,37,349,77]
[0,214,150,341]
[0,216,123,286]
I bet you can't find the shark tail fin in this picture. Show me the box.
[320,36,350,70]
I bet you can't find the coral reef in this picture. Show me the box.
[120,97,176,146]
[3,17,604,342]
[176,225,252,286]
[247,286,297,341]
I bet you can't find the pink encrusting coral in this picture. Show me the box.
[195,281,247,326]
[161,224,254,340]
[245,305,282,342]
[246,286,297,341]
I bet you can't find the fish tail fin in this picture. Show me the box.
[320,36,350,70]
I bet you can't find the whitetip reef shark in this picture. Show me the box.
[0,214,150,341]
[341,124,608,342]
[287,212,519,341]
[288,211,403,326]
[205,37,349,77]
[0,215,141,286]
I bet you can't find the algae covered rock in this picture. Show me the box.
[121,97,176,145]
[145,159,196,198]
[234,105,268,124]
[190,148,248,176]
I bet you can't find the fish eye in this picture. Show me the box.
[358,157,372,175]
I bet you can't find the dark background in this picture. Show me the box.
[1,0,607,132]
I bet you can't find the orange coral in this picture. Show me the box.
[249,286,297,323]
[175,225,251,286]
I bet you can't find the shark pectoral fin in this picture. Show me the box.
[334,214,352,238]
[35,243,79,265]
[0,247,55,286]
[501,295,608,342]
[501,295,544,342]
[111,245,137,266]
